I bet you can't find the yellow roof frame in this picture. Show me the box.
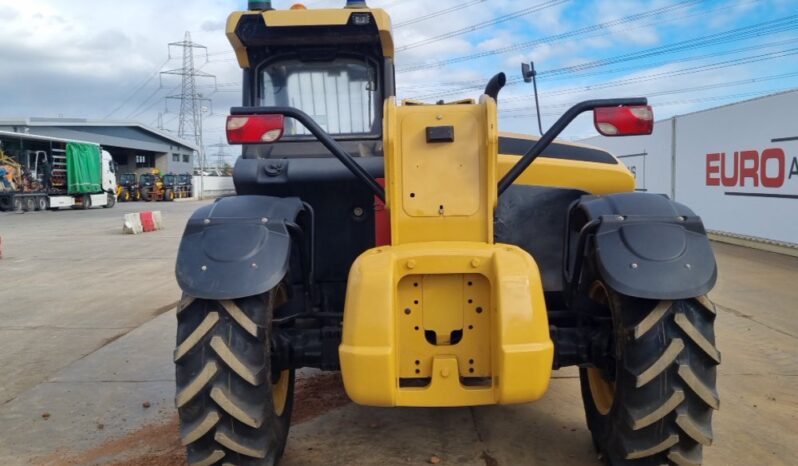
[226,7,394,69]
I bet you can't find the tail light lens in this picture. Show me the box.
[594,105,653,137]
[226,114,285,144]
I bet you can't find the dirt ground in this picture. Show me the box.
[35,373,350,466]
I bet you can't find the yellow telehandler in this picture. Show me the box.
[174,3,719,465]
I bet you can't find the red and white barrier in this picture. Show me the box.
[123,211,163,234]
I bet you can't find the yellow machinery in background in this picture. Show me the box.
[116,173,141,202]
[0,149,21,192]
[141,169,175,202]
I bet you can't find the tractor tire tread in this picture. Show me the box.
[634,338,684,388]
[189,449,225,466]
[625,434,679,460]
[677,364,720,410]
[210,386,263,428]
[210,336,265,386]
[214,428,267,459]
[581,294,719,466]
[175,294,292,466]
[220,300,260,337]
[174,312,219,362]
[628,389,684,430]
[674,314,722,363]
[181,410,221,446]
[633,300,671,340]
[176,361,218,408]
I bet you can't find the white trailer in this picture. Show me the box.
[0,131,117,211]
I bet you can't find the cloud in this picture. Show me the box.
[0,0,790,150]
[201,20,226,32]
[0,4,18,20]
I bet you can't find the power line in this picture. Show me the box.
[197,37,798,102]
[421,34,798,101]
[539,15,798,78]
[491,48,798,129]
[128,84,180,120]
[529,47,798,98]
[396,0,570,52]
[397,0,703,72]
[207,139,232,168]
[104,58,172,119]
[526,36,798,85]
[502,88,797,120]
[125,83,172,119]
[500,71,798,114]
[394,0,486,29]
[410,13,798,100]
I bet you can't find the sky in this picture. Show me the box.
[0,0,796,164]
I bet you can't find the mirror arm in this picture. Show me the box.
[230,106,385,201]
[497,97,647,195]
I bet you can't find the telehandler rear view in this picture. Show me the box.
[174,2,719,465]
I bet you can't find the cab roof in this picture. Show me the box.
[226,7,394,68]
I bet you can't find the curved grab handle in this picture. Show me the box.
[497,98,648,195]
[230,106,386,202]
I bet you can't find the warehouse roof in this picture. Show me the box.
[0,117,199,154]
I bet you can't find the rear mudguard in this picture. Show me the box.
[567,192,717,300]
[175,195,304,300]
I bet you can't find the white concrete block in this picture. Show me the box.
[123,212,143,235]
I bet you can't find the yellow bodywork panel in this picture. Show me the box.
[225,11,254,68]
[498,155,635,194]
[398,272,490,377]
[383,96,498,244]
[497,132,635,194]
[342,97,553,407]
[226,7,394,68]
[340,242,554,407]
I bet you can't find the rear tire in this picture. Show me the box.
[579,281,720,466]
[36,196,48,211]
[142,187,152,202]
[80,194,91,210]
[22,196,35,212]
[12,197,22,212]
[175,292,294,466]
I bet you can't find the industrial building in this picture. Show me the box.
[582,88,798,250]
[0,118,198,176]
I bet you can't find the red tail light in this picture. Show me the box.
[593,105,653,137]
[226,114,285,144]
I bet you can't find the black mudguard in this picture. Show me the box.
[175,195,304,300]
[568,192,717,300]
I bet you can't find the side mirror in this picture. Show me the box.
[593,105,653,137]
[226,114,285,144]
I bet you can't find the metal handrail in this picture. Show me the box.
[230,106,386,202]
[497,98,647,195]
